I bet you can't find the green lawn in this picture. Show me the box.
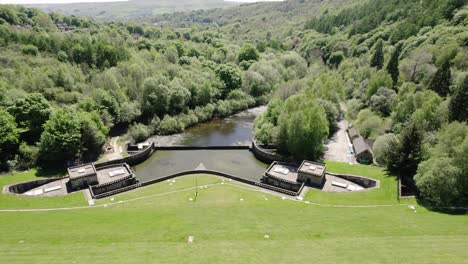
[305,161,408,205]
[0,170,85,209]
[0,163,466,263]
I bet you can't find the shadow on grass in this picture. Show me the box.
[35,167,67,178]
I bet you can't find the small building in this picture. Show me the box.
[347,126,361,141]
[353,136,373,164]
[297,161,326,186]
[68,163,98,190]
[262,162,303,192]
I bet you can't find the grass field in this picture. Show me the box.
[0,163,466,263]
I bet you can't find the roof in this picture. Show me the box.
[298,161,326,177]
[348,126,360,139]
[353,136,372,155]
[68,163,97,180]
[265,163,299,184]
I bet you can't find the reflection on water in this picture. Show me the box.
[135,150,268,183]
[137,107,268,182]
[148,106,266,147]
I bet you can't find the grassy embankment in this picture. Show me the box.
[0,162,466,263]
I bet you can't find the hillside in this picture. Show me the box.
[0,0,467,210]
[28,0,238,22]
[153,0,364,43]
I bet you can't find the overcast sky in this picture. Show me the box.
[0,0,283,4]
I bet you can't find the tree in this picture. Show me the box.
[366,70,393,99]
[8,93,51,143]
[216,63,242,98]
[370,39,384,69]
[415,158,461,207]
[386,43,401,87]
[429,59,451,97]
[79,111,108,162]
[242,71,270,98]
[277,93,329,160]
[414,122,468,207]
[317,99,339,133]
[327,51,345,68]
[169,80,191,114]
[370,87,396,116]
[143,76,171,117]
[448,76,468,122]
[387,121,424,194]
[38,109,81,167]
[373,133,398,166]
[238,44,259,62]
[0,109,20,169]
[21,44,39,56]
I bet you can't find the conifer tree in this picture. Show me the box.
[430,60,451,97]
[386,43,402,87]
[449,76,468,122]
[370,39,384,69]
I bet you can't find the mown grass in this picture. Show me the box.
[305,161,410,205]
[0,163,465,263]
[0,170,85,209]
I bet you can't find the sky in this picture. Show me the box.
[0,0,283,4]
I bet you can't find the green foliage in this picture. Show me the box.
[370,87,396,116]
[327,51,345,68]
[429,60,452,97]
[7,93,51,143]
[238,44,259,62]
[386,122,424,188]
[16,142,39,170]
[216,63,242,98]
[128,123,151,144]
[370,39,384,69]
[0,109,20,168]
[38,109,82,167]
[143,76,171,117]
[373,133,398,166]
[78,111,108,162]
[277,93,329,160]
[354,109,389,139]
[386,43,402,87]
[415,122,468,207]
[449,76,468,122]
[366,70,393,100]
[317,99,339,133]
[21,45,39,56]
[159,115,183,135]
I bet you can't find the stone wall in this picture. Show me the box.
[6,177,68,194]
[91,175,137,196]
[96,142,155,168]
[251,140,297,164]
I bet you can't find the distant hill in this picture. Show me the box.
[152,0,364,44]
[27,0,239,22]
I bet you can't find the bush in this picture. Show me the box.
[373,133,398,166]
[21,44,39,56]
[16,143,39,170]
[159,115,183,135]
[127,123,150,144]
[194,104,215,122]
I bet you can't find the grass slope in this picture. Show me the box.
[0,163,467,263]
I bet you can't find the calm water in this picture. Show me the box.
[148,106,265,147]
[135,149,267,183]
[136,107,268,183]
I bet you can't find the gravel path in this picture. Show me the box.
[323,117,356,163]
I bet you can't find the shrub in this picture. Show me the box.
[128,123,150,144]
[21,44,39,56]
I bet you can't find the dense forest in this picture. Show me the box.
[28,0,237,22]
[0,0,467,207]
